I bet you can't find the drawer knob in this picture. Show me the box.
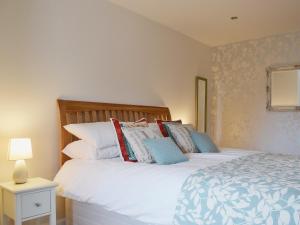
[35,203,41,207]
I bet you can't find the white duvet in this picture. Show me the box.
[54,148,255,225]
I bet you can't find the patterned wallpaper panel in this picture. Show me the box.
[211,31,300,154]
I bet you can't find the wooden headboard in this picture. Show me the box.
[58,99,171,165]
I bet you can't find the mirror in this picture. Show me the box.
[195,76,207,132]
[267,64,300,111]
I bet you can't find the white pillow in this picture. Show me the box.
[97,145,120,159]
[63,140,119,160]
[63,140,97,160]
[64,122,117,148]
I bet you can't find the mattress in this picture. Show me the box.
[55,148,255,225]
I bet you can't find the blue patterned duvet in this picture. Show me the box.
[173,153,300,225]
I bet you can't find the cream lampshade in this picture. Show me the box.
[8,138,33,184]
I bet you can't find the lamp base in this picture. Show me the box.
[13,160,28,184]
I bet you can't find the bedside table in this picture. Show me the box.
[0,177,57,225]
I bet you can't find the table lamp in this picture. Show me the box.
[8,138,33,184]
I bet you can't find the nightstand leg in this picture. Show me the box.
[15,195,22,225]
[50,189,56,225]
[50,212,56,225]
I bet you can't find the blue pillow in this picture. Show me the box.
[143,137,188,165]
[191,132,219,153]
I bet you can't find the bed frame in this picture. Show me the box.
[58,99,171,165]
[65,199,158,225]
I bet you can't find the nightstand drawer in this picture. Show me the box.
[21,190,51,219]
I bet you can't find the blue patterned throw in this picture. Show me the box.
[173,153,300,225]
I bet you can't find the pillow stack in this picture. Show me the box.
[111,118,163,163]
[156,119,219,154]
[63,122,120,160]
[62,117,219,164]
[111,118,189,164]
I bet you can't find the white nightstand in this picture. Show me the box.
[0,177,57,225]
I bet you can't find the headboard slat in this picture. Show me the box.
[129,111,134,121]
[58,99,171,165]
[104,110,110,120]
[123,111,129,121]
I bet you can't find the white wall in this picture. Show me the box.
[211,31,300,154]
[297,71,300,105]
[0,0,211,221]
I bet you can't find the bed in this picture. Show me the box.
[57,99,174,225]
[55,99,300,225]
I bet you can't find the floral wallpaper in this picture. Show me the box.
[210,31,300,154]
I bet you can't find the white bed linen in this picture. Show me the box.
[54,148,255,225]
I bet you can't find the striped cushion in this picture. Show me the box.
[110,118,147,162]
[122,127,163,163]
[165,124,197,153]
[156,120,182,137]
[149,123,163,134]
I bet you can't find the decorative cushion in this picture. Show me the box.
[64,122,117,149]
[165,123,195,142]
[110,118,147,162]
[143,137,188,165]
[148,123,164,135]
[122,126,163,163]
[191,132,219,153]
[165,124,197,153]
[156,120,182,137]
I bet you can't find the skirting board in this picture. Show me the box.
[3,217,65,225]
[39,218,66,225]
[46,218,65,225]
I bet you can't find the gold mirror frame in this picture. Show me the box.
[195,76,208,132]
